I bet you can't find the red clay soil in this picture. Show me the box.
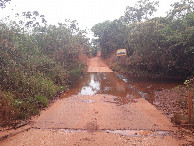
[0,57,192,146]
[87,57,113,72]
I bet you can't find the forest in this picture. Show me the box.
[92,0,194,79]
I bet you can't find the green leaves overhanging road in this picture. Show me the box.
[92,0,194,78]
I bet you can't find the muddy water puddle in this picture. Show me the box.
[60,73,140,105]
[117,74,182,104]
[60,73,181,105]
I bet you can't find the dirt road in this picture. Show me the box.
[87,57,113,72]
[0,57,191,145]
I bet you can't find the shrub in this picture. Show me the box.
[0,20,90,126]
[35,95,48,108]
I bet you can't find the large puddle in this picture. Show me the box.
[60,73,140,105]
[117,74,182,103]
[60,73,181,105]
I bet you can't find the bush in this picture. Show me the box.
[35,95,48,108]
[0,20,90,126]
[92,12,194,78]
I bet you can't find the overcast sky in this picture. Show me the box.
[0,0,177,32]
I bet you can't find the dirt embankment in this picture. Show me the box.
[154,86,194,127]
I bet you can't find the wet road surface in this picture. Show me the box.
[61,72,181,105]
[61,73,141,105]
[0,57,189,146]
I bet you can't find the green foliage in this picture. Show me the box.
[92,20,129,58]
[167,0,194,20]
[0,15,91,126]
[174,85,181,90]
[35,95,48,108]
[91,21,112,38]
[0,91,38,125]
[121,0,159,24]
[184,77,194,87]
[91,0,194,78]
[92,10,194,78]
[0,91,16,126]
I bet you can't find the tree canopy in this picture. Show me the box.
[167,0,194,20]
[91,0,194,78]
[0,0,11,8]
[121,0,159,24]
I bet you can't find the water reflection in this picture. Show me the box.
[80,73,100,95]
[60,72,181,105]
[60,72,139,105]
[117,74,182,103]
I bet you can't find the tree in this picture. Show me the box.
[121,0,159,24]
[91,21,112,56]
[91,20,112,38]
[91,20,129,57]
[15,11,47,33]
[0,0,11,8]
[167,0,194,20]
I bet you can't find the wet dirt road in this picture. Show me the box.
[87,57,113,72]
[0,57,190,145]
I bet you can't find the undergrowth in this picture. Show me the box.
[0,20,90,127]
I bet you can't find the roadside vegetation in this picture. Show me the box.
[0,3,93,126]
[91,0,194,127]
[92,0,193,79]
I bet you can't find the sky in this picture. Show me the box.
[0,0,178,36]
